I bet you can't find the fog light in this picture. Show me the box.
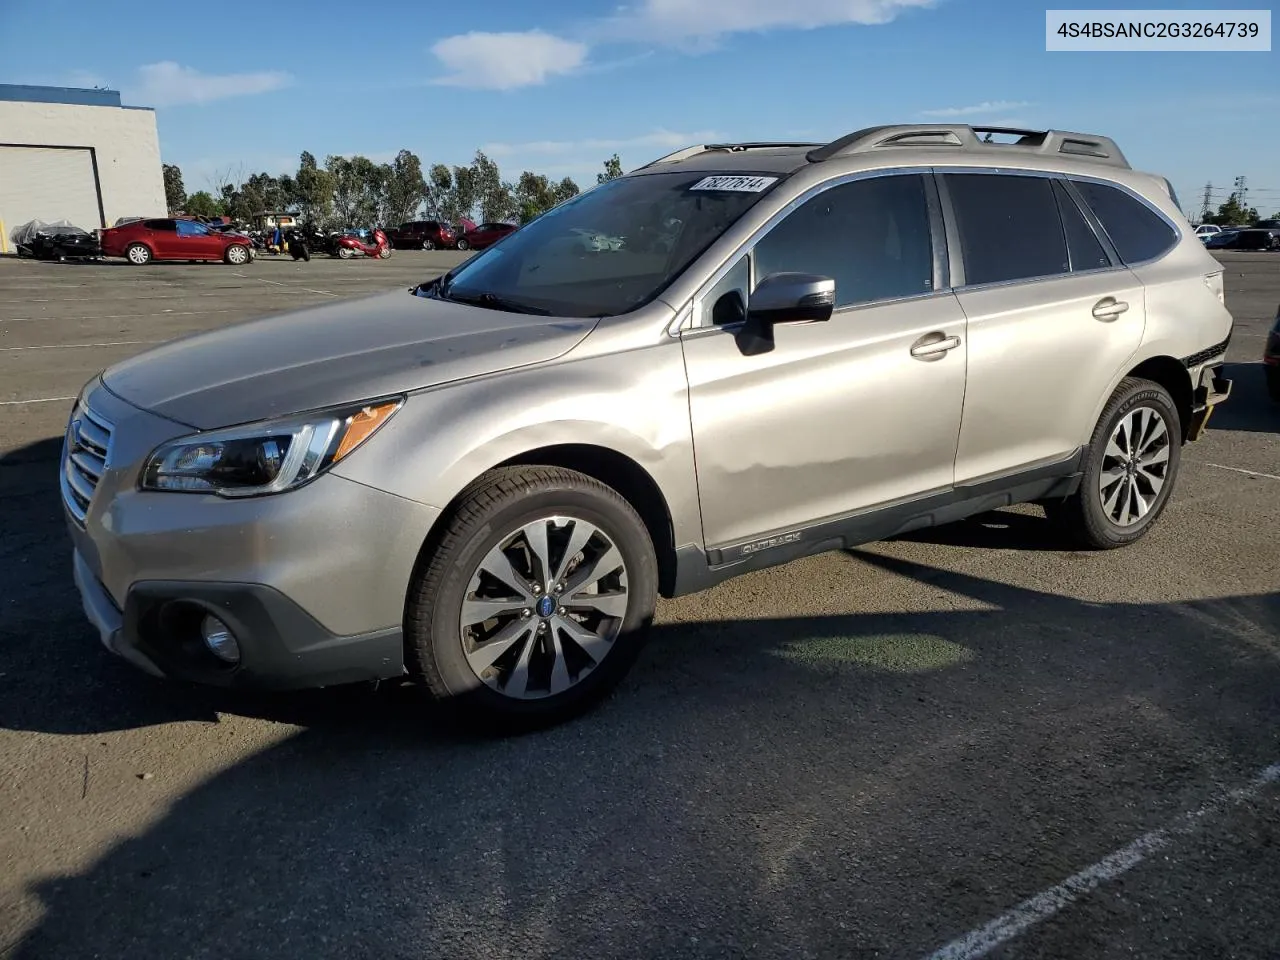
[200,614,240,664]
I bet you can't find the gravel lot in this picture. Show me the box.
[1,250,1278,960]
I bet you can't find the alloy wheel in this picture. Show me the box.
[459,515,629,700]
[1099,405,1171,527]
[227,245,248,264]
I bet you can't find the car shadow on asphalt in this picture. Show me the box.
[1208,362,1278,435]
[4,484,1280,960]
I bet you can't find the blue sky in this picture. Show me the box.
[2,0,1277,216]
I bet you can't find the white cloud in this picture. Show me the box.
[131,61,292,107]
[430,30,588,90]
[596,0,936,46]
[919,100,1033,117]
[483,128,722,158]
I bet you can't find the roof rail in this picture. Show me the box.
[805,124,1130,169]
[636,141,824,170]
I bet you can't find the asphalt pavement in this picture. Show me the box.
[1,250,1277,960]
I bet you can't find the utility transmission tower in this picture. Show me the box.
[1234,175,1248,209]
[1200,182,1213,220]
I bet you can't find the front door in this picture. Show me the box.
[681,172,969,550]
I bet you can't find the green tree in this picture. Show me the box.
[294,151,335,227]
[163,163,186,213]
[553,177,580,204]
[384,149,427,226]
[513,171,556,224]
[469,150,515,222]
[183,191,225,218]
[424,163,455,221]
[326,155,386,227]
[597,153,623,184]
[1205,193,1259,226]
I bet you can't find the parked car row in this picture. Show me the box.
[384,219,517,251]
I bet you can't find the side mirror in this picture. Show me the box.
[735,272,835,356]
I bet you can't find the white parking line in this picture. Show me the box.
[0,340,164,352]
[1201,462,1280,482]
[921,761,1280,960]
[0,396,76,405]
[2,309,239,322]
[230,273,340,297]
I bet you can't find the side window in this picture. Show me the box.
[175,221,209,237]
[1072,180,1177,265]
[705,256,749,325]
[144,218,176,232]
[752,174,935,308]
[944,173,1068,285]
[1052,181,1110,272]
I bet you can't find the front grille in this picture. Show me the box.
[61,403,114,525]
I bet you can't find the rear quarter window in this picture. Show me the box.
[1071,180,1178,265]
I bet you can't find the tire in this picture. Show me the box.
[455,238,469,251]
[1045,377,1182,550]
[338,246,354,259]
[126,243,152,265]
[379,246,391,259]
[422,238,435,251]
[404,466,658,731]
[1266,365,1280,403]
[224,244,250,265]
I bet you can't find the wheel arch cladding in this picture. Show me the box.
[1126,355,1193,440]
[497,445,678,597]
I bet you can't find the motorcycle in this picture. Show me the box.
[333,228,391,260]
[284,228,311,261]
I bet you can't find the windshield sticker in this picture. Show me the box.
[688,175,778,193]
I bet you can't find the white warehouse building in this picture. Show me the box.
[0,84,166,236]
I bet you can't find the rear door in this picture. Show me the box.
[942,171,1146,483]
[142,218,178,258]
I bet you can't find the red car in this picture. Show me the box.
[384,220,456,250]
[99,217,254,266]
[457,222,517,251]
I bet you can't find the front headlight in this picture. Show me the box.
[140,397,403,497]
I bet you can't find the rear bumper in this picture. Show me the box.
[1186,361,1232,442]
[72,546,405,689]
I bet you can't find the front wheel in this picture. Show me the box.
[455,238,470,251]
[224,244,250,265]
[404,466,658,731]
[422,238,435,251]
[378,246,391,259]
[1045,377,1182,549]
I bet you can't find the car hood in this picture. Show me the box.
[102,290,598,429]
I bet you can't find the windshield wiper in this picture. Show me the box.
[444,291,552,316]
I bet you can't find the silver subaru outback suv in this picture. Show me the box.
[63,124,1233,727]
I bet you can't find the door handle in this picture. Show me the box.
[910,333,961,360]
[1092,297,1129,321]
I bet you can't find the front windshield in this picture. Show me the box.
[437,171,784,318]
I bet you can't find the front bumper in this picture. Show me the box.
[64,379,440,689]
[72,547,405,689]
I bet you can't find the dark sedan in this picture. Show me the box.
[1206,228,1280,251]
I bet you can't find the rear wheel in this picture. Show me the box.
[455,238,470,251]
[404,466,658,731]
[338,246,354,259]
[126,243,152,265]
[1045,377,1182,549]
